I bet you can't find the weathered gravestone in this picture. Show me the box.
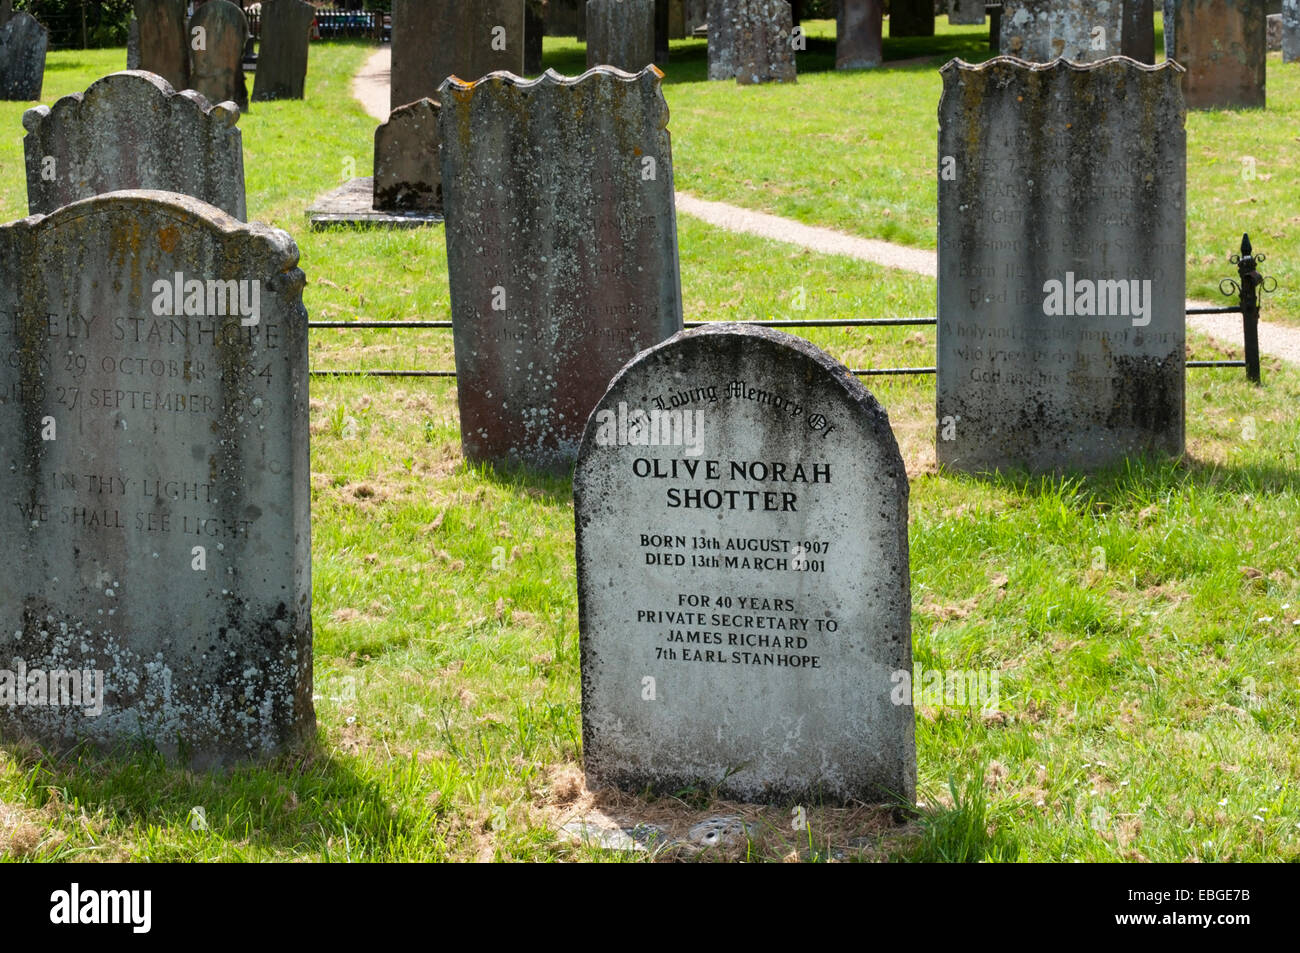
[134,0,190,91]
[0,190,313,764]
[23,71,246,221]
[391,0,525,110]
[547,0,586,35]
[575,324,915,804]
[837,0,883,69]
[891,0,935,36]
[669,0,686,37]
[252,0,314,102]
[1000,0,1124,61]
[949,0,987,25]
[1267,13,1282,52]
[937,57,1186,473]
[0,12,47,101]
[1165,0,1266,109]
[439,67,683,473]
[707,0,797,83]
[587,0,655,71]
[526,0,545,73]
[1283,0,1299,62]
[1120,0,1155,62]
[190,0,249,112]
[684,0,708,33]
[127,18,141,69]
[373,97,440,213]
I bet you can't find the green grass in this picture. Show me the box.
[1,35,1299,862]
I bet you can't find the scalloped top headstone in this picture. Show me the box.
[0,11,47,101]
[22,71,246,221]
[999,0,1125,62]
[575,324,915,804]
[0,190,314,766]
[373,97,441,213]
[252,0,315,102]
[134,0,190,91]
[937,57,1187,473]
[391,0,525,110]
[438,66,684,473]
[586,0,655,72]
[189,0,249,112]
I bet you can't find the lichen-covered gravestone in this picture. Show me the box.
[23,71,246,221]
[836,0,882,69]
[439,67,683,473]
[0,12,47,101]
[1165,0,1265,109]
[251,0,315,102]
[373,98,441,213]
[707,0,796,83]
[949,0,987,25]
[586,0,655,72]
[1000,0,1124,61]
[0,190,313,764]
[1282,0,1299,63]
[134,0,190,91]
[189,0,249,112]
[391,0,525,110]
[575,324,915,804]
[937,57,1186,473]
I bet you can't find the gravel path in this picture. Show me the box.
[351,49,1300,366]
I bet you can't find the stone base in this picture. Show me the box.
[306,177,443,229]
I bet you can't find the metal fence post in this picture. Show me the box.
[1221,234,1275,386]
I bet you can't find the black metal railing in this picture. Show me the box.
[308,238,1276,383]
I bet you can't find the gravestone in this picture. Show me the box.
[1120,0,1155,62]
[1282,1,1298,62]
[949,0,987,24]
[586,0,655,71]
[134,0,190,91]
[891,0,935,36]
[708,0,797,82]
[0,190,314,765]
[685,0,708,32]
[0,12,47,101]
[190,0,249,112]
[439,67,683,473]
[655,0,670,62]
[1000,0,1124,61]
[526,0,544,72]
[127,18,141,69]
[373,97,441,213]
[251,0,314,102]
[1267,13,1282,51]
[575,324,915,804]
[837,0,883,69]
[547,0,585,35]
[937,57,1186,473]
[669,0,686,37]
[391,0,525,111]
[23,71,245,221]
[1166,0,1266,108]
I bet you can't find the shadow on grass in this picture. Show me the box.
[467,457,575,504]
[2,733,436,861]
[940,451,1300,504]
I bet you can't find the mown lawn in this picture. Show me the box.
[0,34,1297,862]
